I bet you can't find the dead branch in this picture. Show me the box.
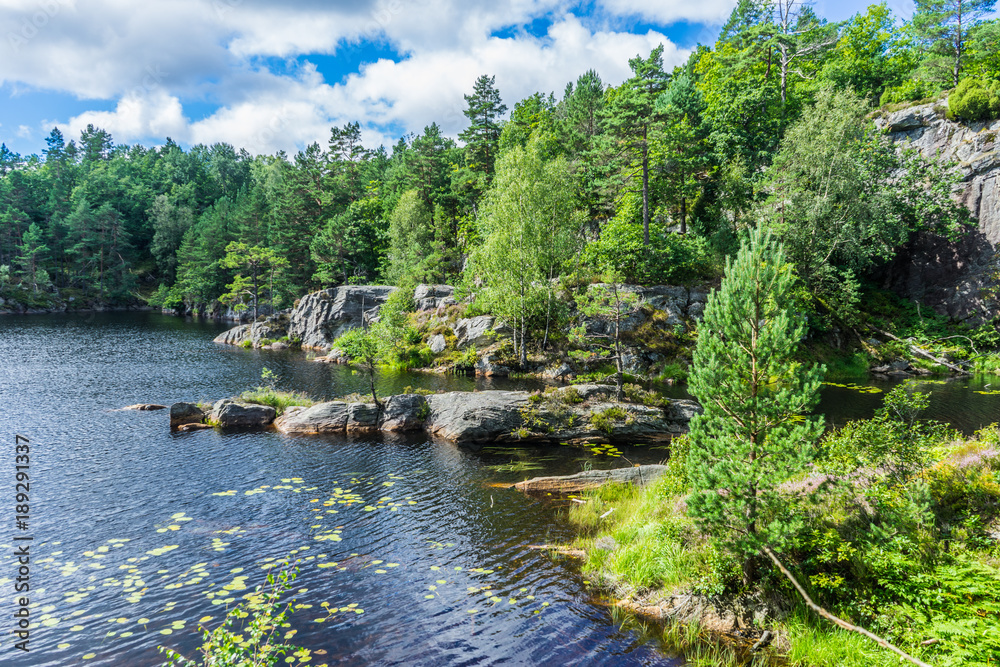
[874,328,969,375]
[762,547,933,667]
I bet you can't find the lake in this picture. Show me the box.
[2,312,998,666]
[0,312,685,666]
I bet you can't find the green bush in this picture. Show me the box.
[160,568,312,666]
[582,217,715,286]
[948,78,1000,121]
[879,78,935,106]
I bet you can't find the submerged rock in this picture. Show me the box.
[123,404,167,411]
[512,465,669,495]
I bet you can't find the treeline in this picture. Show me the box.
[1,0,995,327]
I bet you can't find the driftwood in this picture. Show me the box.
[511,465,668,495]
[874,328,969,375]
[762,547,932,667]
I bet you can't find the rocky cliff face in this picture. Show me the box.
[880,102,1000,324]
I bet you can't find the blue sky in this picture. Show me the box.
[0,0,912,157]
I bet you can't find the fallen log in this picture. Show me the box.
[512,464,668,495]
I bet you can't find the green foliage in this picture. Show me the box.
[159,568,311,667]
[687,227,824,572]
[820,385,955,481]
[912,0,998,86]
[879,78,937,106]
[466,136,580,366]
[590,406,631,434]
[581,208,715,285]
[947,77,1000,121]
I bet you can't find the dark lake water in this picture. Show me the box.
[3,313,999,667]
[0,312,684,667]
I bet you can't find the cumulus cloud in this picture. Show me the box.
[3,0,705,154]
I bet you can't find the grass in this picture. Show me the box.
[781,613,901,667]
[568,479,711,592]
[238,387,315,415]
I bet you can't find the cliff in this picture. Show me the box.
[879,101,1000,324]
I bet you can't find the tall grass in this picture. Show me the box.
[239,387,315,415]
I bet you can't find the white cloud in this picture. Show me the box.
[58,90,189,144]
[3,1,705,154]
[596,0,736,25]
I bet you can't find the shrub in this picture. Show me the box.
[160,568,312,666]
[582,216,715,285]
[879,78,934,106]
[590,406,630,434]
[948,78,1000,122]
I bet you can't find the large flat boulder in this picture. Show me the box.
[288,286,396,350]
[424,391,531,443]
[274,400,383,434]
[513,465,669,495]
[379,394,428,431]
[275,402,349,434]
[210,400,276,429]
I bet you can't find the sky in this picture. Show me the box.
[0,0,914,157]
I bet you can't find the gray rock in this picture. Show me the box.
[665,398,703,423]
[428,334,447,354]
[875,102,1000,325]
[475,353,510,377]
[346,402,381,432]
[210,400,276,429]
[379,394,428,431]
[213,324,251,346]
[424,391,532,443]
[890,359,911,371]
[454,315,510,348]
[287,286,397,350]
[170,402,206,429]
[413,284,457,311]
[513,465,669,494]
[540,363,573,380]
[886,106,932,132]
[275,402,350,434]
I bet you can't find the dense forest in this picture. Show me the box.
[1,0,998,337]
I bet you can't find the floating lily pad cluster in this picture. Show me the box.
[0,469,558,664]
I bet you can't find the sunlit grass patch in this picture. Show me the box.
[238,387,315,415]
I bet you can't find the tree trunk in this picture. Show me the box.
[368,361,384,412]
[641,132,650,245]
[680,198,687,235]
[520,310,528,369]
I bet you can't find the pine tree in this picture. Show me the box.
[602,46,670,245]
[686,226,824,582]
[913,0,998,86]
[459,75,508,179]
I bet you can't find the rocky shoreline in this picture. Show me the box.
[168,384,701,445]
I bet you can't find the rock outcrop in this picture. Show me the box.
[288,286,396,350]
[414,284,457,311]
[512,465,669,494]
[269,385,701,445]
[878,101,1000,324]
[454,315,511,348]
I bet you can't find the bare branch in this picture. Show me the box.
[762,547,933,667]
